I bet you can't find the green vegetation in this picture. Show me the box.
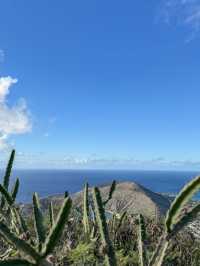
[1,150,200,265]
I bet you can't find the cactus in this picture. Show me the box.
[115,211,127,234]
[103,180,116,206]
[0,259,35,265]
[0,151,73,265]
[2,151,200,265]
[11,178,20,202]
[0,150,15,209]
[83,182,90,237]
[2,150,15,191]
[0,152,29,238]
[92,187,117,266]
[0,150,21,238]
[33,193,46,251]
[148,234,168,266]
[149,175,200,266]
[42,196,72,257]
[166,175,200,233]
[64,191,68,198]
[170,204,200,237]
[0,184,14,206]
[49,202,54,228]
[0,185,72,266]
[0,196,72,265]
[0,222,41,262]
[137,214,148,266]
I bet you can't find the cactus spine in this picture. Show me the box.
[92,187,117,266]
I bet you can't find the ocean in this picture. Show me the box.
[0,169,200,203]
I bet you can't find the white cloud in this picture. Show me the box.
[0,76,32,150]
[160,0,200,40]
[0,76,17,103]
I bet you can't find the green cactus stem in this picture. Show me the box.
[42,196,72,257]
[33,193,46,250]
[83,182,90,236]
[137,214,148,266]
[103,180,116,206]
[92,187,117,266]
[0,221,40,262]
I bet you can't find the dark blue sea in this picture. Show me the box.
[0,169,200,203]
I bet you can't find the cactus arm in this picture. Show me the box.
[42,197,72,257]
[11,178,20,202]
[148,234,168,266]
[115,211,127,233]
[0,259,35,265]
[92,187,117,266]
[0,221,40,261]
[103,181,116,206]
[2,150,15,191]
[153,239,168,266]
[83,182,90,236]
[149,175,200,266]
[32,193,46,250]
[49,202,54,228]
[18,212,29,234]
[0,179,24,234]
[165,175,200,233]
[13,208,31,241]
[170,204,200,238]
[0,184,14,206]
[138,214,148,266]
[0,247,14,260]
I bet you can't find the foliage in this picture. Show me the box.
[1,151,200,266]
[67,243,96,265]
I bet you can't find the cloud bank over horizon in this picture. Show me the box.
[0,76,32,150]
[0,152,198,171]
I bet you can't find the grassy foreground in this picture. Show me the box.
[0,150,200,265]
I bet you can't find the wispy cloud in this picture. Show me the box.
[5,152,200,170]
[0,50,4,62]
[160,0,200,40]
[0,76,32,150]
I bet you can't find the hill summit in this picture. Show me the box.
[73,181,171,219]
[21,181,171,219]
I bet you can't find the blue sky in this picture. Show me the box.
[0,0,200,170]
